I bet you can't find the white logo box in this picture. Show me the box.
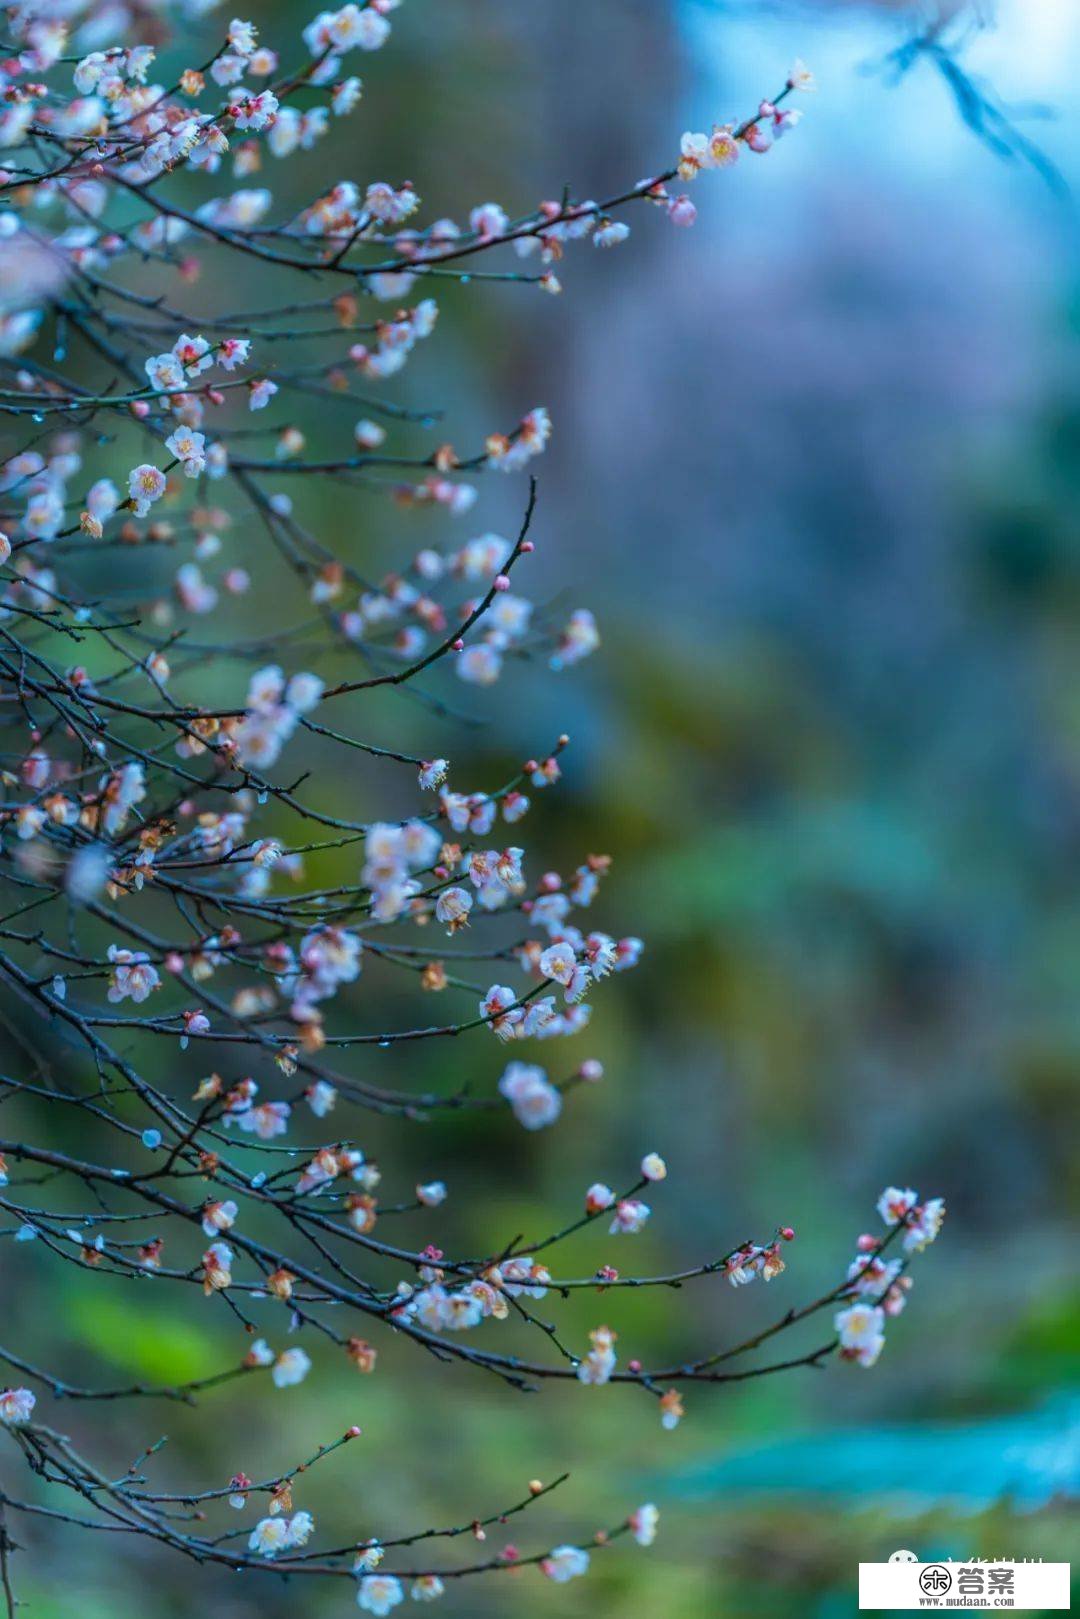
[859,1559,1071,1610]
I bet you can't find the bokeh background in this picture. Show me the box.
[8,1,1080,1615]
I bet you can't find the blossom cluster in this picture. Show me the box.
[0,3,938,1611]
[834,1187,947,1367]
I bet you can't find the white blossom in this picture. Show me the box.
[271,1347,312,1388]
[357,1574,404,1615]
[541,1545,590,1583]
[0,1388,35,1424]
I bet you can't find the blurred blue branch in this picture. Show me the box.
[872,5,1068,195]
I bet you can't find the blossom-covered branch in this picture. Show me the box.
[0,0,941,1610]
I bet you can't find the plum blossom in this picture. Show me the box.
[145,352,185,392]
[232,90,278,130]
[334,77,363,115]
[847,1252,906,1312]
[630,1503,659,1546]
[537,940,575,986]
[172,333,213,377]
[418,758,448,791]
[86,479,119,524]
[218,337,251,370]
[443,1292,484,1331]
[127,464,166,517]
[550,608,600,670]
[98,762,145,837]
[434,885,472,932]
[234,663,324,770]
[577,1324,617,1385]
[594,219,630,248]
[485,406,552,472]
[498,1258,550,1299]
[271,1347,312,1388]
[361,819,439,923]
[164,426,207,477]
[724,1241,784,1286]
[249,1509,313,1556]
[176,563,219,614]
[201,1199,238,1236]
[290,925,362,1013]
[498,1061,562,1129]
[357,1574,404,1615]
[234,1100,290,1140]
[199,189,272,230]
[202,1241,232,1292]
[709,126,740,166]
[106,946,160,1004]
[0,1388,35,1424]
[876,1186,918,1226]
[456,643,501,686]
[835,1302,886,1367]
[304,5,392,57]
[609,1198,650,1235]
[410,1576,444,1601]
[903,1197,946,1253]
[249,378,279,411]
[364,181,418,223]
[659,1388,684,1430]
[249,1517,291,1556]
[668,194,697,226]
[585,1183,615,1214]
[541,1546,589,1583]
[181,1010,211,1045]
[441,791,496,836]
[469,202,508,240]
[306,1080,338,1118]
[228,18,258,55]
[286,1510,315,1545]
